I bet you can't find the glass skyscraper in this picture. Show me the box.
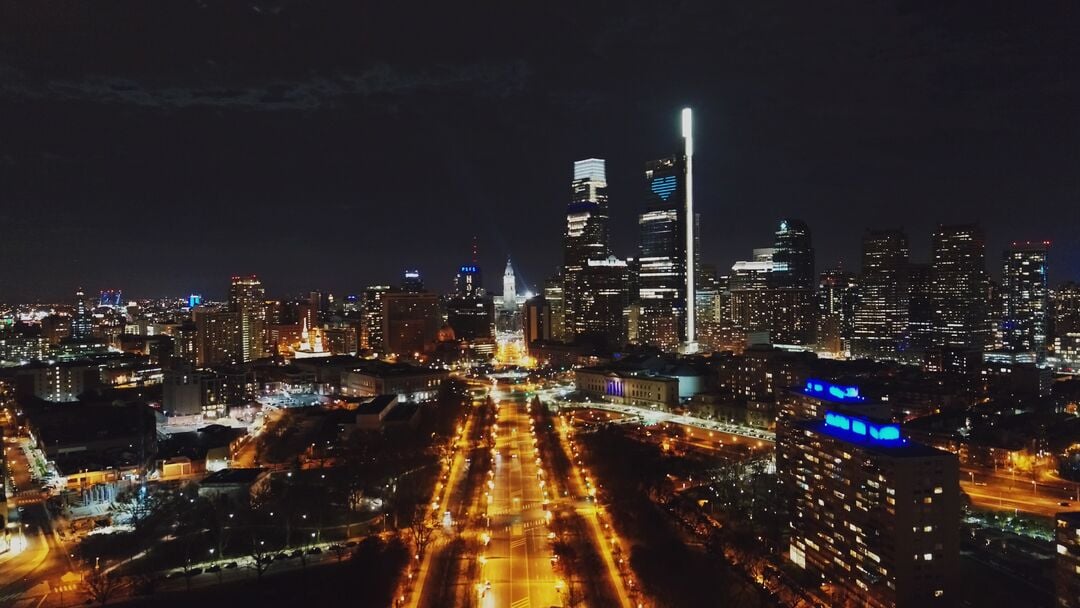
[563,158,611,341]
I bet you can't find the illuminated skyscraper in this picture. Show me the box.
[1001,241,1050,359]
[771,219,814,289]
[563,158,612,340]
[852,230,910,359]
[543,274,566,342]
[71,288,93,340]
[361,285,391,352]
[454,264,483,297]
[635,109,698,352]
[229,275,266,362]
[930,224,988,349]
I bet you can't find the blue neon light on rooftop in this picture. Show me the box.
[804,379,864,402]
[459,266,478,273]
[824,410,902,443]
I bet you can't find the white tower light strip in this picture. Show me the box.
[682,107,697,352]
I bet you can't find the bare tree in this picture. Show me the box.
[83,566,126,606]
[409,506,434,556]
[247,535,275,582]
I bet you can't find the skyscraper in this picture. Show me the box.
[930,224,988,349]
[229,275,266,362]
[771,219,814,289]
[454,264,483,298]
[816,269,857,355]
[361,285,391,352]
[543,274,566,343]
[635,109,698,352]
[563,158,612,341]
[71,287,93,340]
[402,269,424,293]
[852,230,911,358]
[1001,242,1050,360]
[578,256,630,348]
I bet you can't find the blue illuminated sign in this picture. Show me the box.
[824,410,902,443]
[459,266,478,274]
[804,379,864,402]
[650,175,678,201]
[188,294,202,308]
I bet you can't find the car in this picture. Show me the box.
[306,547,322,555]
[345,541,358,547]
[274,553,290,561]
[185,568,202,577]
[224,562,238,569]
[1060,501,1072,507]
[289,549,304,558]
[206,565,221,573]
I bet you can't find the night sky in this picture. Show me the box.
[1,1,1078,302]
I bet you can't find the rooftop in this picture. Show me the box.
[796,419,949,459]
[201,467,266,486]
[355,394,398,416]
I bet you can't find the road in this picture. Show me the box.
[960,466,1079,517]
[0,436,83,607]
[475,396,561,608]
[550,397,775,443]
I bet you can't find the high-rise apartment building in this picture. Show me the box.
[778,380,960,608]
[193,308,243,366]
[229,275,266,362]
[382,291,439,356]
[1001,242,1050,360]
[361,285,391,352]
[930,224,988,349]
[577,256,630,348]
[852,230,911,359]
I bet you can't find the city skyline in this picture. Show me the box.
[2,3,1079,301]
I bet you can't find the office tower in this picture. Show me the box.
[361,285,391,352]
[229,275,267,362]
[72,288,93,340]
[187,294,203,309]
[930,224,988,349]
[852,230,911,358]
[906,263,934,355]
[771,219,814,289]
[563,158,612,340]
[1001,242,1050,360]
[446,292,494,341]
[694,264,722,352]
[543,274,566,342]
[577,256,630,348]
[636,109,698,352]
[816,269,857,355]
[402,270,424,293]
[454,264,483,298]
[638,156,690,351]
[523,295,552,344]
[382,291,439,356]
[778,380,960,608]
[193,308,243,366]
[1056,511,1080,608]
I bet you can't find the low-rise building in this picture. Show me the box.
[198,468,270,504]
[341,360,447,402]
